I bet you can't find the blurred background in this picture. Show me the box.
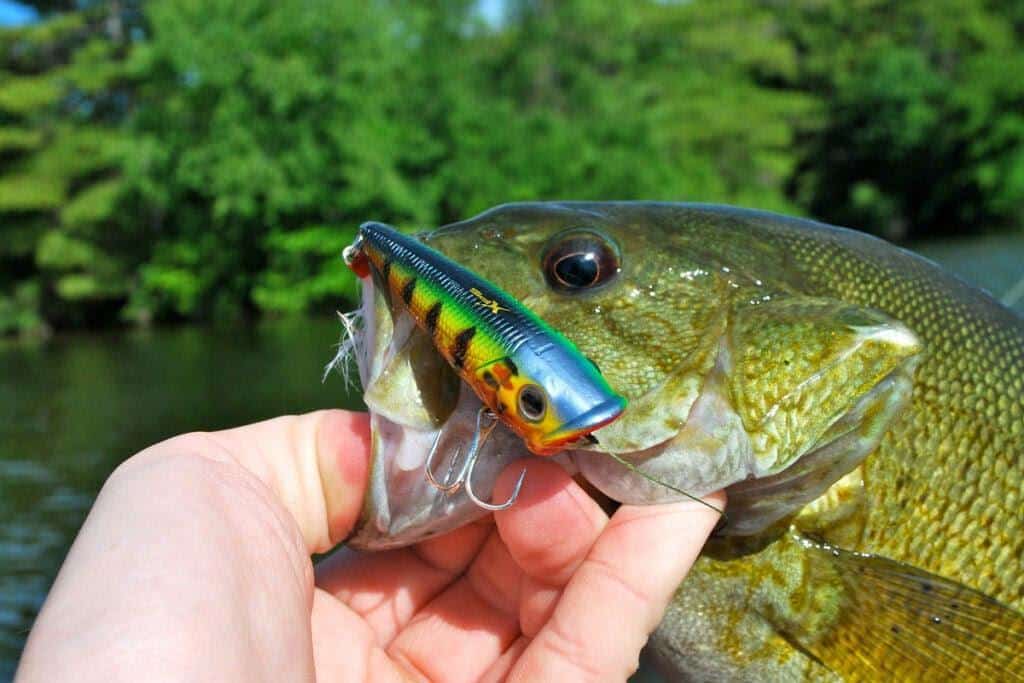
[1,0,1022,679]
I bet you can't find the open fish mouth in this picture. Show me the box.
[332,276,549,549]
[330,273,687,550]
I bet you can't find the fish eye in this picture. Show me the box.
[542,230,620,292]
[517,384,547,422]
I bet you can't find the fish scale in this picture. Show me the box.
[648,206,1024,680]
[778,220,1024,604]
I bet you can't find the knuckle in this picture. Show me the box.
[581,554,654,616]
[540,618,608,681]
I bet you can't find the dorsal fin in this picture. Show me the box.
[769,539,1024,681]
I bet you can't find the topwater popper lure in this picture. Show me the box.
[344,221,627,509]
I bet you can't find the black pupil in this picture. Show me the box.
[542,230,619,293]
[555,253,598,287]
[520,387,544,418]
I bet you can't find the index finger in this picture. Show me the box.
[506,493,725,682]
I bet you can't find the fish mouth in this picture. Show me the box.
[334,271,722,550]
[331,273,750,549]
[337,275,547,549]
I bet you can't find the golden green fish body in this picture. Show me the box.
[632,205,1024,681]
[352,202,1023,680]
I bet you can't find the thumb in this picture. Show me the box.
[163,409,371,554]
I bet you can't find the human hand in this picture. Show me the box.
[17,411,723,682]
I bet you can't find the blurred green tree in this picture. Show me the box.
[1,0,1022,335]
[121,0,459,320]
[435,0,815,215]
[0,8,134,335]
[784,0,1024,239]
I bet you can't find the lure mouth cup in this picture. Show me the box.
[544,397,627,446]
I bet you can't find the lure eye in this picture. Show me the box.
[517,384,547,423]
[542,230,620,292]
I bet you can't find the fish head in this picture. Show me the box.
[342,202,923,548]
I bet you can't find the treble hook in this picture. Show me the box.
[424,407,527,511]
[425,431,462,495]
[425,407,492,492]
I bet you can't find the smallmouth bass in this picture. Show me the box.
[338,202,1023,681]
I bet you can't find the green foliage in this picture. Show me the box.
[0,126,44,152]
[0,5,132,335]
[63,38,127,92]
[1,0,1022,335]
[0,280,44,336]
[36,229,102,268]
[785,0,1024,239]
[0,172,63,210]
[0,74,62,114]
[35,228,129,300]
[118,0,457,321]
[60,178,123,228]
[253,225,360,313]
[138,245,206,316]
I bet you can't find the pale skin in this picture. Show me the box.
[17,410,724,682]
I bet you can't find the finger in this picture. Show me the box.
[480,636,530,683]
[492,459,609,636]
[201,410,370,553]
[507,492,725,682]
[465,528,524,617]
[387,570,521,682]
[315,520,492,645]
[494,460,608,585]
[310,588,407,683]
[380,460,609,680]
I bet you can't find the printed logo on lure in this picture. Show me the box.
[468,287,509,315]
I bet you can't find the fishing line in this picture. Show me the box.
[603,451,727,520]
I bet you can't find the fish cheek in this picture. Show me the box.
[722,367,913,537]
[527,267,731,448]
[723,296,922,527]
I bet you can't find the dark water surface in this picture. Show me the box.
[0,317,361,679]
[1,237,1021,680]
[913,234,1024,313]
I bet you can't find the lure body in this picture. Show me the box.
[346,221,626,455]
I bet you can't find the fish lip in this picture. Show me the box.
[543,397,627,446]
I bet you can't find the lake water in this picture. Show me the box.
[0,317,362,679]
[1,237,1021,680]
